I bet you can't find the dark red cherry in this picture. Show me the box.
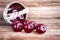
[35,24,47,34]
[23,23,34,33]
[12,20,23,32]
[16,14,26,23]
[29,21,37,29]
[23,20,29,25]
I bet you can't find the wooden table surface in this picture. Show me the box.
[0,0,60,40]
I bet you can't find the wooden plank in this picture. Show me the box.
[0,18,60,34]
[0,0,60,3]
[0,24,60,29]
[0,19,10,26]
[28,18,60,23]
[0,18,60,26]
[0,0,60,40]
[0,6,60,18]
[28,7,60,18]
[0,2,60,7]
[0,27,60,35]
[0,26,13,32]
[0,32,60,40]
[0,18,60,25]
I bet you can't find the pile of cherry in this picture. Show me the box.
[11,17,47,34]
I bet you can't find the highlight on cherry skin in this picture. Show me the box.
[35,24,47,34]
[23,22,35,33]
[23,20,29,25]
[12,20,23,32]
[16,14,26,23]
[29,21,37,29]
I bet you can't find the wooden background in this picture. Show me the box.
[0,0,60,40]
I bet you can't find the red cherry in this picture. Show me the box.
[35,24,47,34]
[12,20,23,32]
[16,14,26,23]
[23,23,34,33]
[29,21,37,29]
[23,20,29,25]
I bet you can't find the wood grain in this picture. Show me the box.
[0,0,60,40]
[1,2,60,7]
[0,0,60,3]
[0,32,60,40]
[1,6,60,18]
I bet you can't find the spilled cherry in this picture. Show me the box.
[35,24,47,34]
[12,20,23,32]
[16,14,26,23]
[23,20,29,25]
[23,22,34,33]
[29,21,36,29]
[11,18,47,34]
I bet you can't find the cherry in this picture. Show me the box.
[23,20,29,25]
[35,24,47,34]
[16,14,26,23]
[29,21,37,29]
[23,23,34,33]
[12,20,23,32]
